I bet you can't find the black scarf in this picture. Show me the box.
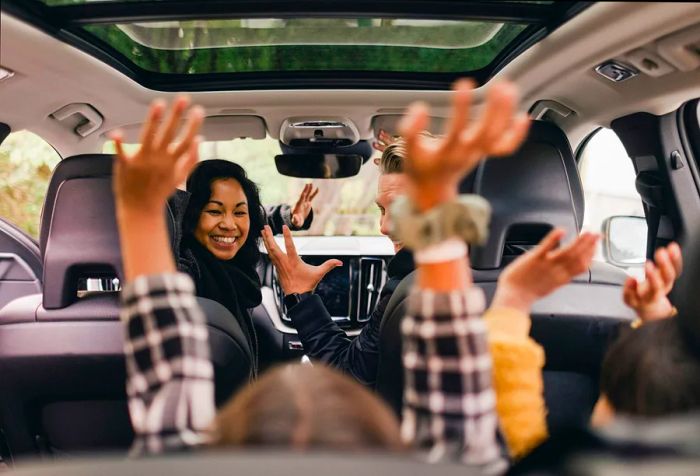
[381,248,415,298]
[181,234,262,371]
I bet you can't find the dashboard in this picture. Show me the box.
[254,236,394,368]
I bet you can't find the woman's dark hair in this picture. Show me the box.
[183,159,265,268]
[211,363,404,451]
[601,317,700,417]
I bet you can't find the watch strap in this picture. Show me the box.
[283,291,313,312]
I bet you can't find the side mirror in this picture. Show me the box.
[601,215,647,267]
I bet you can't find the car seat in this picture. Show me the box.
[0,154,253,462]
[375,121,635,434]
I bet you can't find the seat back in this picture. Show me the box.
[0,154,253,462]
[376,121,634,433]
[0,218,42,310]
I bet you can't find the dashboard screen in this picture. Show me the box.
[304,257,350,317]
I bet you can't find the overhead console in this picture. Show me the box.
[596,22,700,83]
[279,117,360,148]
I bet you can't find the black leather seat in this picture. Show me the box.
[0,218,42,311]
[376,121,635,433]
[0,154,253,462]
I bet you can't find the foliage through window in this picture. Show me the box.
[0,131,61,238]
[104,137,381,236]
[83,19,526,74]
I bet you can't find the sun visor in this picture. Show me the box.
[104,115,267,142]
[371,114,446,137]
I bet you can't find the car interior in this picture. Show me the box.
[1,0,700,473]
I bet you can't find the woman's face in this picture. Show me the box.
[194,178,250,261]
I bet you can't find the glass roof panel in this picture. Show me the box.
[83,19,527,74]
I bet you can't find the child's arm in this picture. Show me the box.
[112,97,214,454]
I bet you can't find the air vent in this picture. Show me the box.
[356,258,386,322]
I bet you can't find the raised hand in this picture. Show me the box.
[290,183,319,228]
[261,225,342,295]
[372,129,399,153]
[492,229,599,313]
[398,79,530,211]
[111,95,204,214]
[623,242,682,321]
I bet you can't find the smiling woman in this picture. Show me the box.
[105,136,383,236]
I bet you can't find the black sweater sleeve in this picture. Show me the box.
[264,205,314,234]
[286,293,389,388]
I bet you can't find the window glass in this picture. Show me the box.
[578,128,646,274]
[0,131,61,238]
[104,136,381,236]
[83,19,526,74]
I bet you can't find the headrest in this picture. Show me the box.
[40,154,179,309]
[470,120,584,269]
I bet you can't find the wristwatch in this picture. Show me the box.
[283,292,312,312]
[389,194,492,250]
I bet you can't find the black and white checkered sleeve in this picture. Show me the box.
[120,272,215,455]
[401,286,504,470]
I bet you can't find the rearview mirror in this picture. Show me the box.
[274,154,362,179]
[602,215,647,267]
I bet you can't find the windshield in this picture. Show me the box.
[105,137,382,236]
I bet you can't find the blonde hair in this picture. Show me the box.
[376,131,436,174]
[211,363,404,452]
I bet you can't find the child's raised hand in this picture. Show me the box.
[398,79,530,212]
[492,229,599,313]
[623,242,682,322]
[111,95,204,214]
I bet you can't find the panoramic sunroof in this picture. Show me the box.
[4,1,591,90]
[83,19,526,74]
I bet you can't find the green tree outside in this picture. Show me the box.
[0,131,61,238]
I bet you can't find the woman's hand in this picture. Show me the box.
[261,225,342,295]
[623,242,682,322]
[290,183,319,228]
[398,79,530,212]
[492,229,599,314]
[111,95,204,215]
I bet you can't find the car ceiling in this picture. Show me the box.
[1,2,700,157]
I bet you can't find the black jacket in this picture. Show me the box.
[286,249,414,388]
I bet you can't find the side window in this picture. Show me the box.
[578,128,646,275]
[0,131,61,239]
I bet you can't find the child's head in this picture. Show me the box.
[597,318,700,423]
[211,364,403,452]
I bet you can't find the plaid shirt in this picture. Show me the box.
[402,287,504,469]
[120,272,501,469]
[120,273,215,455]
